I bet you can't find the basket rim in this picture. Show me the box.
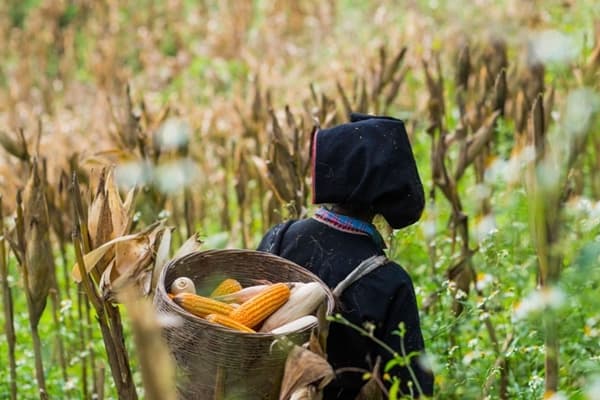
[155,248,335,337]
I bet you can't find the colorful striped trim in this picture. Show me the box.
[312,207,386,249]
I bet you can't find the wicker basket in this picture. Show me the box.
[153,249,335,400]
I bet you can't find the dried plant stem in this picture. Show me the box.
[184,187,194,240]
[0,198,18,400]
[483,333,514,397]
[15,192,48,400]
[526,95,561,393]
[335,367,389,397]
[96,362,106,400]
[72,180,91,254]
[49,288,69,382]
[71,170,136,399]
[119,287,176,400]
[77,288,90,400]
[30,319,48,399]
[73,231,138,400]
[58,236,72,299]
[334,315,423,397]
[84,296,99,396]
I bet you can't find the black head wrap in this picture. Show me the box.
[311,113,425,229]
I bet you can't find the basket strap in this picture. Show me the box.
[332,255,388,297]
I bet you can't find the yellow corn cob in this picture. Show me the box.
[210,278,243,297]
[173,293,235,318]
[205,313,256,333]
[229,283,291,328]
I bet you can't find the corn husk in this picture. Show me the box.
[22,161,54,326]
[278,344,333,400]
[260,282,326,332]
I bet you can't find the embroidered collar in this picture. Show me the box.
[312,207,386,249]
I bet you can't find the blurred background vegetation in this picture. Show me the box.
[1,0,600,399]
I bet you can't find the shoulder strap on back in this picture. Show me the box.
[333,255,388,297]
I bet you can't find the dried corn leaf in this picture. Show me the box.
[87,171,113,249]
[106,169,136,237]
[114,235,153,277]
[251,156,280,197]
[0,130,29,160]
[101,222,166,299]
[71,233,142,282]
[493,68,507,115]
[99,260,118,300]
[336,81,352,117]
[172,232,203,260]
[455,44,471,90]
[279,345,334,400]
[354,358,383,400]
[151,226,172,291]
[383,46,407,84]
[454,111,500,180]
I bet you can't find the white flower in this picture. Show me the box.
[513,286,566,320]
[484,157,508,182]
[417,353,438,373]
[474,216,497,243]
[585,377,600,400]
[462,350,482,365]
[154,158,199,193]
[563,88,600,139]
[475,273,494,291]
[529,30,579,65]
[64,379,77,391]
[543,391,567,400]
[115,161,152,188]
[156,118,191,151]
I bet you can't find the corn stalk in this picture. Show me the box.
[525,87,599,392]
[422,44,512,398]
[71,173,138,400]
[0,196,18,400]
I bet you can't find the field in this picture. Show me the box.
[1,0,600,399]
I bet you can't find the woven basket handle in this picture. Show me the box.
[332,255,388,297]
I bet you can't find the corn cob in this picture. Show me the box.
[213,284,270,303]
[269,315,318,335]
[205,313,255,333]
[210,278,243,297]
[229,283,291,328]
[260,282,326,332]
[170,277,196,295]
[173,293,235,318]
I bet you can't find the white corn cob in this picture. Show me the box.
[270,315,319,335]
[170,277,196,295]
[212,284,270,303]
[260,282,326,332]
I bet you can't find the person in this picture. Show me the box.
[257,113,434,399]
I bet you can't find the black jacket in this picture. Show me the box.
[258,218,434,399]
